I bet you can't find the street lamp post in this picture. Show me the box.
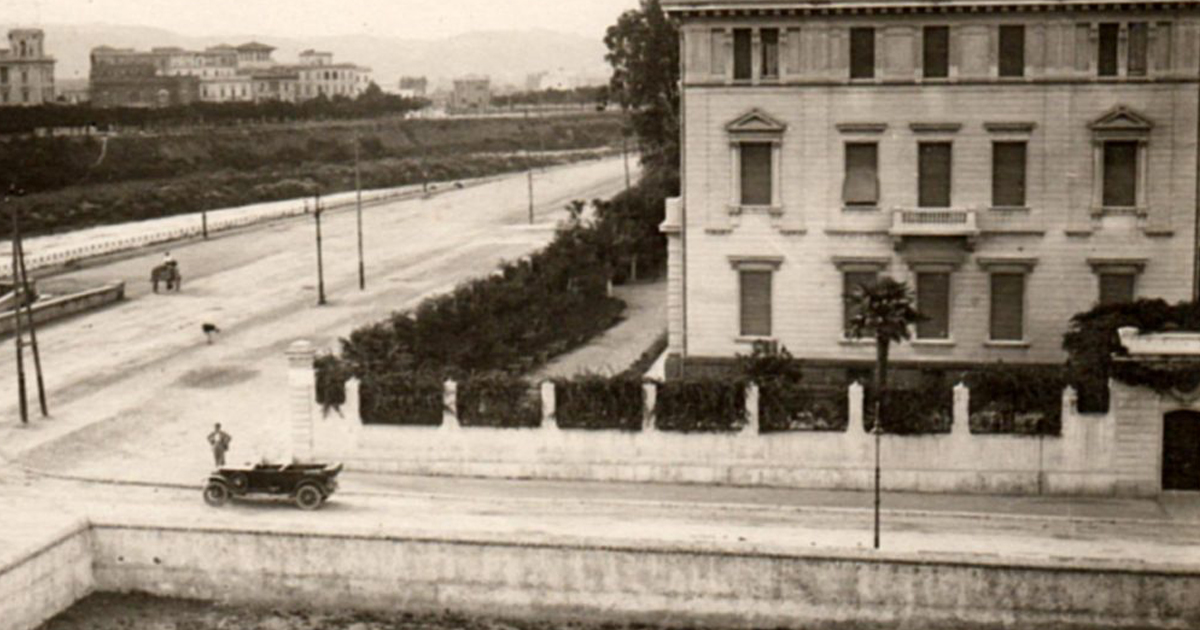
[314,191,326,306]
[355,134,365,291]
[873,399,882,549]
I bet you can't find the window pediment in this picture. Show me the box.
[1089,107,1153,136]
[726,109,787,136]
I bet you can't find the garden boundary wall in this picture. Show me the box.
[0,282,125,337]
[287,341,1162,496]
[0,520,94,630]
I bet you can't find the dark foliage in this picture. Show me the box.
[493,86,609,108]
[605,0,680,171]
[654,378,747,433]
[359,373,444,426]
[758,383,850,433]
[863,372,953,435]
[592,164,677,280]
[1063,299,1200,412]
[965,363,1065,435]
[456,373,542,428]
[313,354,350,414]
[555,375,645,431]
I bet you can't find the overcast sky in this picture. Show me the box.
[0,0,642,39]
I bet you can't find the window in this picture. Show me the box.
[989,273,1025,341]
[761,29,780,79]
[1102,141,1137,207]
[999,25,1025,77]
[843,271,878,334]
[733,29,752,80]
[843,143,879,206]
[992,142,1026,207]
[850,27,875,79]
[1128,22,1148,76]
[740,142,773,206]
[1099,273,1135,305]
[20,70,27,83]
[739,270,773,337]
[0,68,7,83]
[916,272,950,339]
[923,26,949,79]
[918,142,952,208]
[1098,23,1119,76]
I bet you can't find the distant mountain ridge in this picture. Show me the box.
[1,23,611,90]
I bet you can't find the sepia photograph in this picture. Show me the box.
[0,1,1198,629]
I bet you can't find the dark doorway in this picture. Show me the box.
[1163,410,1200,490]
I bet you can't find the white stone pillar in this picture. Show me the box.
[952,382,970,436]
[343,378,361,424]
[286,340,316,462]
[743,382,760,436]
[443,380,459,431]
[849,381,864,431]
[642,381,657,432]
[541,381,557,430]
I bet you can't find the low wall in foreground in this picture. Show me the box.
[90,523,1200,630]
[0,521,94,630]
[0,283,125,337]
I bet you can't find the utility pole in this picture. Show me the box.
[525,108,534,224]
[7,185,28,424]
[873,396,883,549]
[16,230,47,417]
[314,190,326,306]
[201,210,208,240]
[355,134,365,291]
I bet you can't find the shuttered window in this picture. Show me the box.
[918,143,952,208]
[999,25,1025,77]
[740,270,773,337]
[1103,141,1137,207]
[761,29,780,78]
[1098,23,1119,76]
[850,28,875,79]
[992,142,1026,207]
[923,26,949,79]
[843,271,878,334]
[1128,22,1148,76]
[711,29,725,77]
[1099,273,1135,305]
[843,143,879,206]
[734,29,752,80]
[740,142,773,206]
[916,272,950,339]
[990,273,1025,341]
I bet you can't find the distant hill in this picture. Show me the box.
[2,23,612,89]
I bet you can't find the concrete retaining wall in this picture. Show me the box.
[0,283,125,337]
[0,521,94,630]
[90,523,1200,630]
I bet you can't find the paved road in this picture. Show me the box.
[0,157,634,470]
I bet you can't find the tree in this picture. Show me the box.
[604,0,680,172]
[845,276,921,549]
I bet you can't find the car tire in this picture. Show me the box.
[203,482,231,507]
[295,484,324,511]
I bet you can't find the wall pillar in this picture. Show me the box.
[951,382,970,436]
[743,383,760,436]
[443,380,459,431]
[642,381,658,432]
[541,381,557,430]
[286,340,316,462]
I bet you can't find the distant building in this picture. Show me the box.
[0,29,56,106]
[450,76,490,110]
[398,76,427,98]
[89,41,370,107]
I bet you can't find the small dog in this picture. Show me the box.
[202,323,221,344]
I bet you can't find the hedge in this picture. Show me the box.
[313,354,349,414]
[863,380,953,435]
[456,373,542,428]
[758,382,849,433]
[555,375,645,431]
[359,373,444,426]
[654,378,746,433]
[966,363,1065,436]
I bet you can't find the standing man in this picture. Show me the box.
[207,423,231,467]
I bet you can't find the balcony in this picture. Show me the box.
[889,207,979,250]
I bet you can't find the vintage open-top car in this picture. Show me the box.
[203,461,342,510]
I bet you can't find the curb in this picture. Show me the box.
[16,464,1195,527]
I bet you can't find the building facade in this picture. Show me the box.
[0,29,55,106]
[450,76,491,110]
[660,0,1200,381]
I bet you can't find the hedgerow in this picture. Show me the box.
[555,375,645,431]
[863,372,953,435]
[313,354,349,415]
[359,373,444,426]
[965,363,1065,435]
[456,373,542,428]
[654,378,747,433]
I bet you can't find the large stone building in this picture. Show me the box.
[0,29,55,106]
[90,41,369,107]
[659,0,1200,382]
[450,76,491,110]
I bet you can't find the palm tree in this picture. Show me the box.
[845,276,921,549]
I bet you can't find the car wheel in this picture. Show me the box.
[295,484,324,511]
[203,482,230,507]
